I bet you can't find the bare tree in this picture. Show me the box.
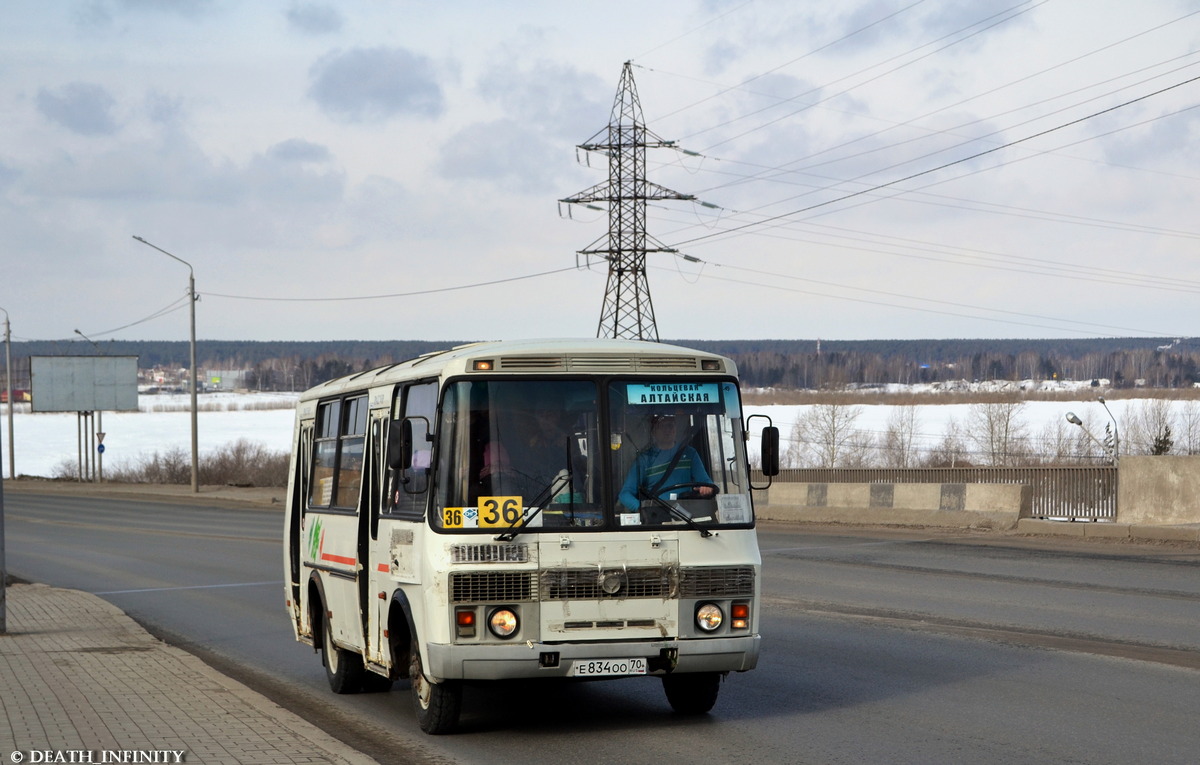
[967,401,1029,466]
[924,416,969,467]
[1126,398,1174,456]
[787,403,865,467]
[1038,417,1092,464]
[1178,401,1200,455]
[882,406,922,467]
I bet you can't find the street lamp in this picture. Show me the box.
[1066,411,1114,465]
[1097,395,1120,463]
[74,328,103,353]
[132,236,199,493]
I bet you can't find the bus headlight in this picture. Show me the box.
[695,603,723,632]
[488,607,519,639]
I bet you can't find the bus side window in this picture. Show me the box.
[309,400,340,507]
[390,381,436,520]
[307,396,368,510]
[335,396,368,508]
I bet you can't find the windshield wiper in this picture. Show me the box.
[639,489,713,538]
[494,469,571,542]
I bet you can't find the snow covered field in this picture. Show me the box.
[2,392,300,479]
[753,397,1193,464]
[2,390,1196,479]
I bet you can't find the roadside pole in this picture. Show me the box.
[1,405,7,633]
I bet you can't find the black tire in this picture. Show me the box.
[321,613,367,694]
[662,671,722,715]
[409,645,462,734]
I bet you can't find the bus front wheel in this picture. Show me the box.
[409,647,462,734]
[663,671,721,714]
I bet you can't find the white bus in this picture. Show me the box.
[283,338,779,734]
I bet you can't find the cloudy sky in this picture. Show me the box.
[2,1,1198,345]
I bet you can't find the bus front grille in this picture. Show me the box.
[450,571,536,603]
[540,566,678,601]
[448,565,754,604]
[679,566,755,597]
[451,543,530,563]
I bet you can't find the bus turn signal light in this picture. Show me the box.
[731,602,750,630]
[455,608,477,638]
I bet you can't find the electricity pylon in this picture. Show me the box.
[560,61,693,341]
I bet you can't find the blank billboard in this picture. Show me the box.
[30,356,139,412]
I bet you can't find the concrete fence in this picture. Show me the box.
[1117,455,1200,525]
[755,455,1200,530]
[755,481,1030,530]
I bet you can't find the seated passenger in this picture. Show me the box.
[480,407,570,498]
[619,414,714,512]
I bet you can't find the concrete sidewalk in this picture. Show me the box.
[0,582,376,765]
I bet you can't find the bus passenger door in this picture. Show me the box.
[365,381,436,668]
[286,423,312,628]
[358,412,385,664]
[306,396,368,654]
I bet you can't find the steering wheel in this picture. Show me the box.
[655,482,719,499]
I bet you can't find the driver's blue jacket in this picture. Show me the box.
[618,445,713,511]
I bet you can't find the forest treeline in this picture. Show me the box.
[680,338,1199,390]
[5,337,1198,391]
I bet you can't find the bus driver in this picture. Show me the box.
[618,413,715,512]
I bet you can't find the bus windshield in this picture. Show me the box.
[433,378,753,533]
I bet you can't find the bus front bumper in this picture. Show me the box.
[426,634,760,681]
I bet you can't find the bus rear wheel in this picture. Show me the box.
[321,614,366,694]
[663,671,722,714]
[409,646,462,734]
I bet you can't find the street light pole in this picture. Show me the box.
[1,306,12,480]
[1097,396,1120,464]
[1,391,6,633]
[133,236,199,493]
[0,306,8,632]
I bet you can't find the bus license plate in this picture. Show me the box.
[572,658,648,677]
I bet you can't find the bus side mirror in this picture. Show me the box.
[760,426,780,477]
[387,420,411,471]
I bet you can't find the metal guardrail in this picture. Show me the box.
[764,466,1118,520]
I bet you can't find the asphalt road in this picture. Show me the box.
[5,491,1200,765]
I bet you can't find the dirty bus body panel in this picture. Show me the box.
[282,339,778,734]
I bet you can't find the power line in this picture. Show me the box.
[640,0,931,125]
[631,0,757,61]
[204,266,578,302]
[645,258,1185,338]
[668,72,1200,249]
[653,149,1200,245]
[784,100,1200,228]
[664,7,1200,201]
[674,54,1200,222]
[646,203,1200,295]
[87,295,191,339]
[679,2,1044,152]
